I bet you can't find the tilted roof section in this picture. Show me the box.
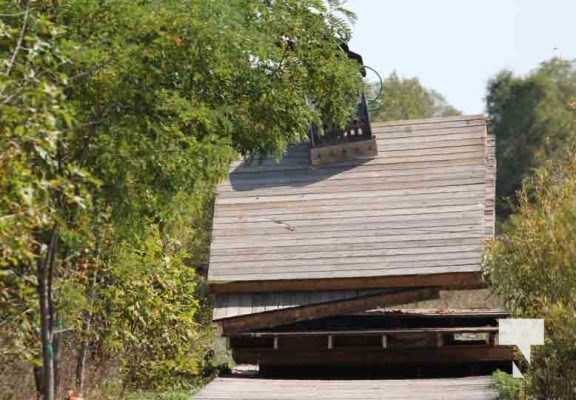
[208,115,495,289]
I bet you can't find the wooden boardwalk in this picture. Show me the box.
[209,115,495,292]
[193,376,498,399]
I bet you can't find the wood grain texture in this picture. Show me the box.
[193,376,499,399]
[218,288,439,335]
[209,115,495,289]
[210,271,485,294]
[213,289,386,320]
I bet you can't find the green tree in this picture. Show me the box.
[484,155,576,398]
[486,58,576,217]
[369,71,460,122]
[1,0,363,398]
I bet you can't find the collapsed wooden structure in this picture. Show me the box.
[229,309,511,375]
[206,115,508,376]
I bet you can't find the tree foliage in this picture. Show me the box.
[1,0,363,397]
[369,72,460,122]
[484,155,576,398]
[486,58,576,217]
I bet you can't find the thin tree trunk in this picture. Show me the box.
[75,311,91,394]
[48,246,59,397]
[53,325,61,397]
[76,248,100,394]
[38,227,58,400]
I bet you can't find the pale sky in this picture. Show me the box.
[346,0,575,114]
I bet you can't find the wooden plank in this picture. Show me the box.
[373,117,486,133]
[211,244,482,264]
[194,376,499,400]
[484,129,496,240]
[376,132,485,146]
[214,199,484,222]
[219,288,439,335]
[210,265,480,281]
[228,158,484,181]
[212,217,483,238]
[213,208,482,231]
[215,204,483,227]
[230,145,484,173]
[237,326,499,337]
[223,163,486,190]
[374,114,485,127]
[231,346,512,366]
[209,251,482,271]
[216,184,486,205]
[220,168,487,195]
[215,189,486,211]
[211,227,483,248]
[359,308,507,318]
[211,237,483,257]
[229,142,484,169]
[209,271,485,293]
[218,175,486,199]
[210,231,484,251]
[228,151,483,173]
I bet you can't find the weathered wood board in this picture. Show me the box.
[209,115,495,291]
[193,376,499,399]
[231,346,513,367]
[216,288,440,335]
[213,289,387,320]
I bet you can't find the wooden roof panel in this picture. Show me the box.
[209,115,494,287]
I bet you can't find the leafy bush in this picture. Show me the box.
[492,370,526,400]
[484,155,576,398]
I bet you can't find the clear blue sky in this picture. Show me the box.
[346,0,575,114]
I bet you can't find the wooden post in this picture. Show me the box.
[435,332,444,348]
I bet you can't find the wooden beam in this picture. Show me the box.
[210,272,485,294]
[237,326,499,337]
[219,287,440,335]
[232,346,513,366]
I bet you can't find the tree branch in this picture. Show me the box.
[5,0,31,77]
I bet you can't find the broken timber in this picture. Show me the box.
[216,288,440,335]
[205,115,502,374]
[228,308,512,371]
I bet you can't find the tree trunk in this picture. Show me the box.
[75,312,90,394]
[38,263,54,400]
[53,326,61,397]
[76,251,100,395]
[37,227,58,400]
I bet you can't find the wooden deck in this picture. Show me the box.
[193,376,499,399]
[209,115,495,292]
